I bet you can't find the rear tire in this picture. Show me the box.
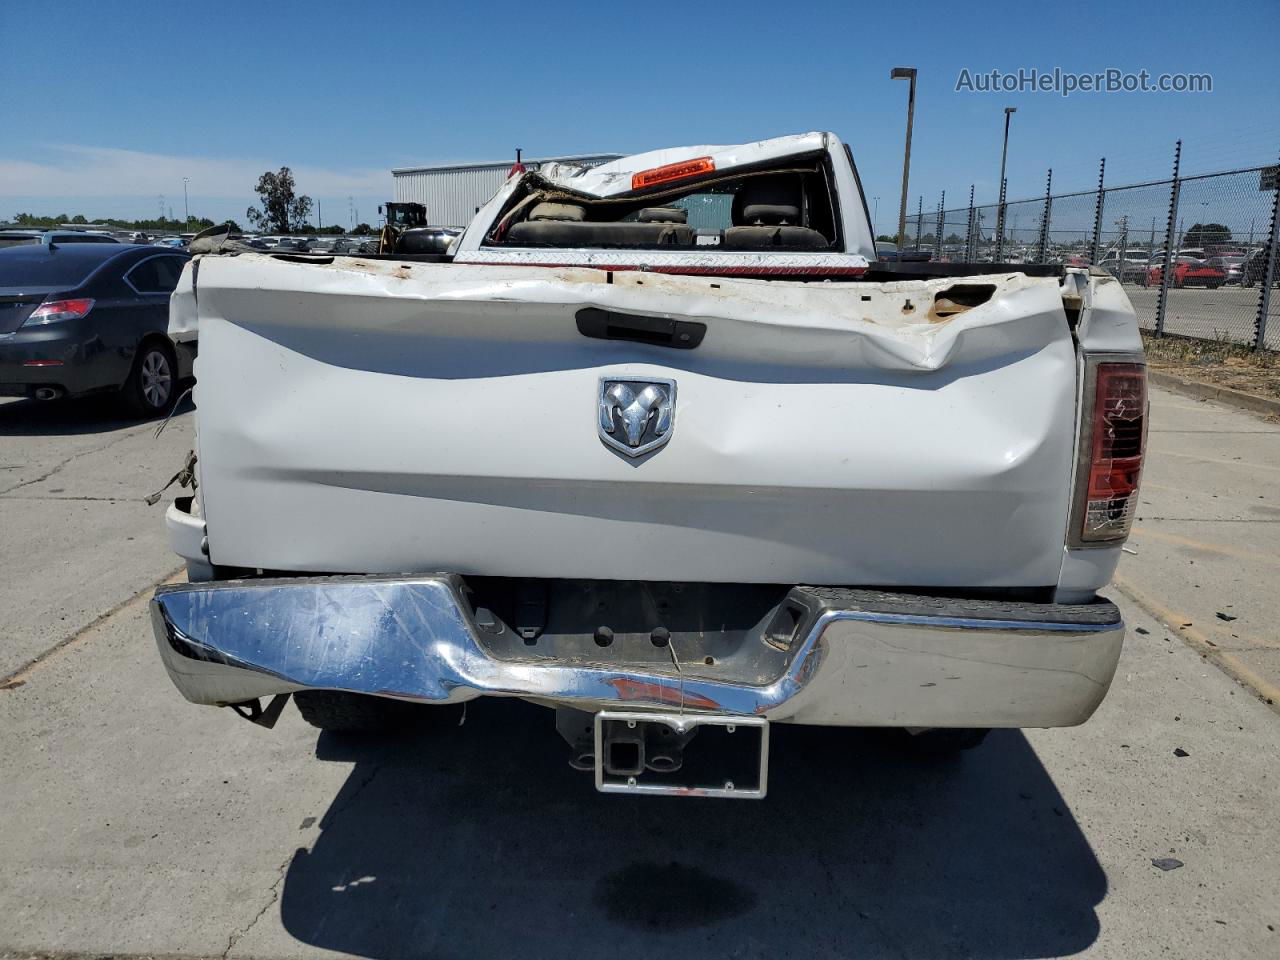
[122,340,176,417]
[903,727,990,755]
[294,690,455,734]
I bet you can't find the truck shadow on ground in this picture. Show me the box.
[279,699,1105,960]
[0,391,193,437]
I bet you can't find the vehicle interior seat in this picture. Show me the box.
[529,202,586,221]
[507,200,694,247]
[722,178,830,250]
[637,207,688,223]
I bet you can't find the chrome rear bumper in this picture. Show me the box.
[151,576,1125,728]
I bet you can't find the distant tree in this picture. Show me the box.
[70,214,88,224]
[875,234,897,243]
[245,167,313,233]
[945,232,964,244]
[352,222,373,235]
[1181,223,1231,247]
[319,224,345,235]
[222,220,243,234]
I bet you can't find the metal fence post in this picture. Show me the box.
[995,175,1008,262]
[965,185,975,262]
[1254,154,1280,350]
[1089,157,1106,264]
[914,195,924,251]
[1155,140,1182,338]
[936,191,945,258]
[1037,168,1053,263]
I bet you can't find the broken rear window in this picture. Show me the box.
[488,161,841,253]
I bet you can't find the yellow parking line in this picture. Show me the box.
[1130,526,1280,568]
[1113,574,1280,711]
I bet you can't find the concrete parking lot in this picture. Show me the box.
[1,387,1278,960]
[1124,285,1280,348]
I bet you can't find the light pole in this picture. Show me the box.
[995,106,1016,261]
[891,67,917,250]
[873,196,880,235]
[182,177,190,230]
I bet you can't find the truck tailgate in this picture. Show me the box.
[184,255,1078,586]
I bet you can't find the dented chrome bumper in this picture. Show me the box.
[151,575,1125,728]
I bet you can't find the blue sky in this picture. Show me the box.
[2,0,1277,232]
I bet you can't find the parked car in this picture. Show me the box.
[154,131,1144,798]
[1205,255,1245,285]
[1241,247,1277,287]
[875,239,931,262]
[1143,257,1226,288]
[0,230,121,249]
[1099,249,1149,283]
[0,243,192,414]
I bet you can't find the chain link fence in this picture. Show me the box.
[895,153,1280,350]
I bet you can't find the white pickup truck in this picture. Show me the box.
[154,132,1146,798]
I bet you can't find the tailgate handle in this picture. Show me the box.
[575,308,706,350]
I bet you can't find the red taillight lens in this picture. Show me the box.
[24,298,95,326]
[631,156,715,190]
[1079,361,1146,543]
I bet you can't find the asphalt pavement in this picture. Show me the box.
[1,387,1277,960]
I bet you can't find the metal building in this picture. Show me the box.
[391,154,620,228]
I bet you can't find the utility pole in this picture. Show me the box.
[995,106,1016,261]
[891,67,917,249]
[182,178,190,229]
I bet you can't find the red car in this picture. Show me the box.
[1143,258,1226,289]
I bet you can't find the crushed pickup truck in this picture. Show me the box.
[153,132,1146,798]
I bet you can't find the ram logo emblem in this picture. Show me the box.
[598,377,676,458]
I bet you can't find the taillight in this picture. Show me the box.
[1072,360,1147,544]
[24,298,94,326]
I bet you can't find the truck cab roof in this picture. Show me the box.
[452,132,876,272]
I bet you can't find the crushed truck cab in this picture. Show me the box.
[154,132,1146,798]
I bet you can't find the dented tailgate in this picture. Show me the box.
[184,254,1078,587]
